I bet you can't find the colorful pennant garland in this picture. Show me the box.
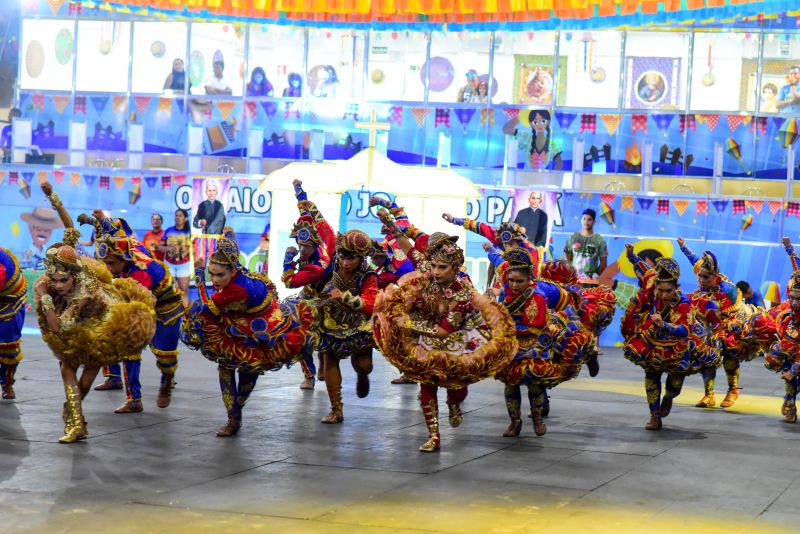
[768,200,783,215]
[656,198,670,215]
[555,112,576,131]
[410,107,431,127]
[579,113,596,134]
[746,200,764,214]
[454,108,476,130]
[696,199,708,215]
[731,199,746,214]
[434,107,451,128]
[600,114,621,135]
[679,114,696,134]
[631,114,648,134]
[711,199,729,213]
[672,199,690,216]
[637,197,654,211]
[388,106,403,126]
[479,108,494,127]
[620,195,634,211]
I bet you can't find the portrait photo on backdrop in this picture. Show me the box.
[511,189,562,250]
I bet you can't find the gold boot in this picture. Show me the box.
[419,399,441,452]
[695,394,716,408]
[59,385,87,443]
[447,402,463,428]
[720,388,740,408]
[321,387,344,424]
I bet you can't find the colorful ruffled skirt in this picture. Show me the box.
[40,278,156,368]
[623,326,722,375]
[181,299,316,374]
[580,284,617,338]
[722,304,776,362]
[373,272,517,389]
[496,308,594,388]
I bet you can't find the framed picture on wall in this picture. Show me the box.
[513,55,567,106]
[624,57,681,109]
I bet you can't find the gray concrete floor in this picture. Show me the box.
[2,334,799,534]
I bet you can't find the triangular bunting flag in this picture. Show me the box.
[479,108,494,127]
[261,101,277,120]
[679,114,697,133]
[600,194,616,205]
[112,96,127,114]
[144,176,158,189]
[787,202,800,218]
[555,112,577,130]
[31,94,45,112]
[244,101,257,119]
[637,197,654,211]
[46,0,64,15]
[773,117,786,132]
[599,114,621,135]
[656,198,670,215]
[502,108,520,121]
[0,171,6,185]
[50,95,71,115]
[454,108,476,130]
[161,175,171,189]
[434,108,451,128]
[83,174,97,187]
[157,98,172,116]
[652,114,675,131]
[174,174,187,185]
[732,199,746,214]
[69,172,80,186]
[73,96,86,114]
[631,114,648,134]
[701,114,720,132]
[620,195,634,211]
[579,114,597,134]
[112,176,126,190]
[98,176,110,190]
[768,201,783,215]
[711,199,729,213]
[750,117,768,135]
[746,200,764,214]
[672,199,690,216]
[410,107,431,127]
[36,170,49,184]
[131,176,142,185]
[8,171,18,185]
[696,200,708,215]
[726,114,746,132]
[133,96,152,114]
[90,96,109,115]
[216,101,236,121]
[388,106,403,126]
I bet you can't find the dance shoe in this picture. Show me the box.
[114,400,143,413]
[720,388,740,408]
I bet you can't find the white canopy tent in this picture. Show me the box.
[260,148,482,298]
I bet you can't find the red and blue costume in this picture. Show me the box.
[182,234,316,434]
[282,183,336,383]
[95,217,184,408]
[679,242,775,408]
[0,248,27,399]
[491,248,593,437]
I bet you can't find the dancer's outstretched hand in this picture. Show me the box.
[625,243,634,254]
[676,237,685,247]
[442,213,454,223]
[194,256,205,270]
[781,236,791,247]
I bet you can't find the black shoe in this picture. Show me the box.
[587,356,599,377]
[356,372,370,398]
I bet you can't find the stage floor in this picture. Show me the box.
[1,335,798,533]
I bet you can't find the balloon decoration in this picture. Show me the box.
[189,50,205,88]
[779,118,799,149]
[25,40,45,78]
[421,56,455,92]
[54,28,74,65]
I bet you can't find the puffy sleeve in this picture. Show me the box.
[129,268,155,291]
[626,250,650,279]
[657,301,691,338]
[209,281,248,312]
[282,262,326,288]
[485,245,504,268]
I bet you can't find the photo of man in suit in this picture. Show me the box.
[193,180,227,235]
[514,190,548,247]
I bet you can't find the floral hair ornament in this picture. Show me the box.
[503,247,535,276]
[44,244,83,276]
[653,258,681,284]
[336,230,374,258]
[427,235,464,267]
[290,214,322,247]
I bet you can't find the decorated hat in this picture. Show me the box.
[44,244,82,276]
[210,237,241,269]
[540,259,578,286]
[290,215,322,247]
[95,233,137,263]
[497,222,527,245]
[503,247,535,276]
[336,230,374,258]
[695,250,719,275]
[654,258,681,284]
[426,235,464,267]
